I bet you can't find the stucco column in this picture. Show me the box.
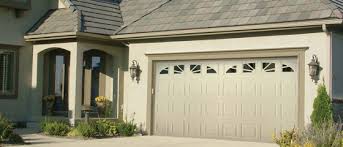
[68,48,83,125]
[29,48,44,121]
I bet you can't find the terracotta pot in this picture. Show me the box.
[96,102,106,116]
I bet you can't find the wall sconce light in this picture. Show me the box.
[130,60,142,83]
[308,55,320,83]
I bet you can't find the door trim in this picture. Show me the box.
[146,48,306,136]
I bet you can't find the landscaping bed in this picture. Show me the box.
[273,84,343,147]
[40,117,138,139]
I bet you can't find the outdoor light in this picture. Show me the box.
[130,60,142,83]
[308,55,320,83]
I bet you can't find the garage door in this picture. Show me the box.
[153,57,298,142]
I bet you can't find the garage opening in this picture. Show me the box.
[153,57,298,142]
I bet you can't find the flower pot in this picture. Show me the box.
[96,102,106,117]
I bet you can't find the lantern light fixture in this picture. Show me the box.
[308,55,320,83]
[130,60,142,83]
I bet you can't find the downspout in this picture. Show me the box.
[322,24,333,98]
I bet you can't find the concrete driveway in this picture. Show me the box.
[16,134,278,147]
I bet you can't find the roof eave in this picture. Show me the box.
[24,32,113,42]
[112,18,343,40]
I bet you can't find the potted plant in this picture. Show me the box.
[95,96,108,117]
[43,95,55,116]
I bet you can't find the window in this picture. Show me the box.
[207,66,217,73]
[0,49,16,97]
[282,64,294,72]
[263,62,275,72]
[243,63,255,73]
[174,65,184,74]
[226,66,237,73]
[160,67,169,74]
[190,65,201,74]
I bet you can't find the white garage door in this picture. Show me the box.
[153,57,298,142]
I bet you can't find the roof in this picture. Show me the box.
[119,0,170,26]
[117,0,343,34]
[28,0,123,35]
[27,9,79,35]
[27,0,343,36]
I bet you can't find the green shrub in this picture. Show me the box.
[273,128,300,147]
[116,119,137,137]
[300,123,342,147]
[67,128,82,137]
[95,120,116,137]
[75,122,97,138]
[0,114,24,145]
[7,133,24,144]
[310,84,333,129]
[0,114,13,142]
[273,123,343,147]
[41,120,70,136]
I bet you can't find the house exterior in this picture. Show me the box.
[1,0,343,142]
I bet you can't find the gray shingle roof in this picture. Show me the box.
[119,0,170,26]
[27,9,79,35]
[28,0,123,35]
[117,0,343,34]
[27,0,343,36]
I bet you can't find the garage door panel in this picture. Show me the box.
[281,104,298,121]
[241,123,259,139]
[241,103,261,119]
[205,80,220,96]
[156,79,170,97]
[186,120,202,137]
[189,80,203,96]
[203,122,220,137]
[261,125,278,141]
[223,79,240,97]
[261,82,278,97]
[222,122,239,138]
[222,103,238,118]
[154,57,298,142]
[172,79,186,96]
[261,103,279,119]
[241,80,257,97]
[281,80,297,97]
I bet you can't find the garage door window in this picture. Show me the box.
[282,64,294,72]
[206,66,217,73]
[160,67,169,74]
[243,63,255,73]
[263,62,276,72]
[190,65,201,74]
[226,66,237,73]
[174,65,184,74]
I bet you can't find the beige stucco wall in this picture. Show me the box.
[0,0,54,121]
[124,31,331,130]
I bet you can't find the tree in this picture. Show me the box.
[310,84,333,128]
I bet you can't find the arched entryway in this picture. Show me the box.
[42,48,70,117]
[82,49,114,118]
